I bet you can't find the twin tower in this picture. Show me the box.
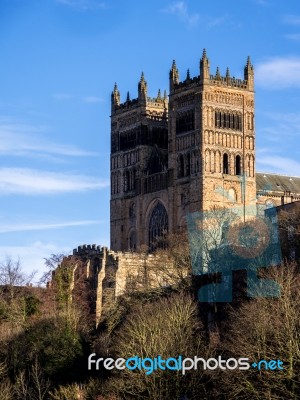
[110,50,256,252]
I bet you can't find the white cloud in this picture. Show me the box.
[56,0,106,11]
[0,168,108,195]
[52,93,73,100]
[0,220,102,234]
[283,14,300,25]
[255,0,269,5]
[256,155,300,176]
[0,242,70,283]
[285,33,300,41]
[163,2,199,27]
[0,117,97,157]
[258,111,300,142]
[83,96,104,103]
[207,16,227,28]
[256,57,300,88]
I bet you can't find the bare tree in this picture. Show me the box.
[218,262,300,400]
[109,292,209,400]
[0,257,35,299]
[40,253,67,285]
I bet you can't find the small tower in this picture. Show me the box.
[244,56,254,91]
[169,60,179,91]
[226,67,230,84]
[163,89,168,108]
[215,66,221,80]
[200,48,210,84]
[138,72,147,103]
[111,83,120,110]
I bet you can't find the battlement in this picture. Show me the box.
[73,244,107,257]
[209,74,248,89]
[112,72,167,114]
[170,50,254,93]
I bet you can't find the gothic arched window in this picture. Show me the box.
[235,155,241,176]
[223,153,229,174]
[178,154,184,178]
[124,170,129,192]
[148,202,168,252]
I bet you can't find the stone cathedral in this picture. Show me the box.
[54,50,300,325]
[110,50,258,252]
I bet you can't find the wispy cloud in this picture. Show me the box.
[0,220,101,234]
[0,242,69,280]
[83,96,104,103]
[285,33,300,41]
[53,93,73,101]
[207,16,228,28]
[256,57,300,88]
[283,14,300,25]
[163,2,199,27]
[0,117,96,158]
[254,0,269,5]
[259,111,300,141]
[0,168,108,195]
[56,0,106,11]
[256,155,300,175]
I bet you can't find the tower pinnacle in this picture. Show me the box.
[138,72,147,102]
[169,59,179,90]
[200,48,210,83]
[111,82,120,108]
[244,56,254,90]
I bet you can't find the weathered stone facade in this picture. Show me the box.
[54,51,300,327]
[110,50,256,252]
[58,245,173,326]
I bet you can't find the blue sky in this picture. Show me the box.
[1,0,300,281]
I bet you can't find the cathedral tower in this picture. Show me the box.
[110,74,169,251]
[110,51,256,251]
[169,50,256,230]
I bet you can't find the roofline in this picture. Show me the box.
[256,171,300,179]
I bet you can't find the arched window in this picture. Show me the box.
[178,154,184,177]
[148,202,168,252]
[186,153,191,176]
[223,153,229,174]
[129,230,137,251]
[235,155,241,175]
[124,170,130,192]
[129,202,136,219]
[228,188,237,203]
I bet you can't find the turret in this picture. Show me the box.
[111,83,120,110]
[200,48,210,84]
[138,72,147,103]
[163,89,168,108]
[244,56,254,91]
[226,67,230,84]
[169,60,179,91]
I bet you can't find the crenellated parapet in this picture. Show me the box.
[111,72,168,115]
[170,49,254,94]
[73,244,107,257]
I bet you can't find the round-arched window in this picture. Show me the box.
[148,202,168,252]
